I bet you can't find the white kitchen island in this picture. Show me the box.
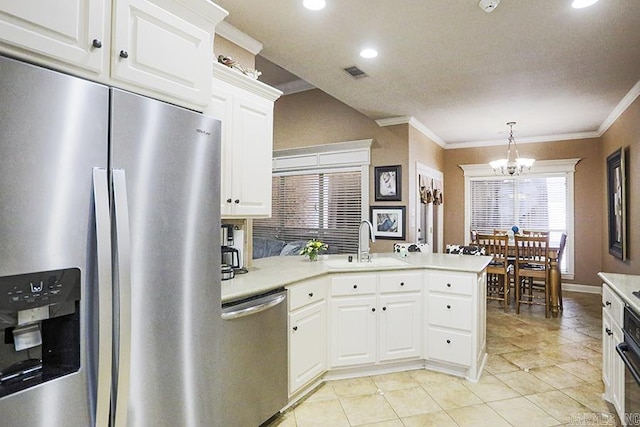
[221,252,491,402]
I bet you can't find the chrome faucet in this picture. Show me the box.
[358,220,376,262]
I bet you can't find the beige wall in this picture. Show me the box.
[444,138,603,286]
[270,85,639,286]
[273,89,444,252]
[601,96,640,275]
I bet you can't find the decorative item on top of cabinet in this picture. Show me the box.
[206,62,281,218]
[0,0,228,110]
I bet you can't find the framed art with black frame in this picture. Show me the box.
[370,206,406,240]
[374,165,401,201]
[607,147,626,260]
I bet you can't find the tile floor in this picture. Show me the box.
[268,291,619,426]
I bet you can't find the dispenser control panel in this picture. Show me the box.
[0,268,81,311]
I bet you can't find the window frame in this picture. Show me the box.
[460,158,580,280]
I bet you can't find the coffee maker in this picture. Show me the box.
[221,225,246,279]
[0,268,81,398]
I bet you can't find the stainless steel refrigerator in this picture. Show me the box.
[0,55,222,426]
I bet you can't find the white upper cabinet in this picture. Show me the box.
[0,0,228,110]
[111,0,216,107]
[206,62,281,218]
[0,0,109,74]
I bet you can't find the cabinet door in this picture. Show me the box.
[602,311,613,400]
[206,83,235,216]
[379,292,422,361]
[330,296,377,367]
[612,324,625,419]
[228,92,273,216]
[111,0,212,107]
[0,0,107,73]
[289,302,326,394]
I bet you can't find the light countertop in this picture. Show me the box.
[222,252,492,303]
[598,272,640,314]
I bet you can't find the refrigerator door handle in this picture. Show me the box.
[112,169,132,427]
[93,168,113,427]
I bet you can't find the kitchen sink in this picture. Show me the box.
[324,257,410,270]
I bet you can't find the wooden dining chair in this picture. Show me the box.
[514,233,551,317]
[493,229,508,235]
[476,233,510,311]
[557,232,568,311]
[521,230,550,236]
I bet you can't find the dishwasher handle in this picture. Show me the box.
[222,291,286,320]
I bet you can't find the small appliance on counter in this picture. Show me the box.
[221,224,247,275]
[221,264,234,281]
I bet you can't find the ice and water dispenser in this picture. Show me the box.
[0,268,81,398]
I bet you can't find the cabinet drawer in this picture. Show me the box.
[427,295,472,331]
[429,271,474,296]
[379,271,422,293]
[331,274,377,296]
[426,328,472,366]
[289,278,327,311]
[603,283,624,327]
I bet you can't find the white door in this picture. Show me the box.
[289,302,326,394]
[0,0,108,73]
[378,293,421,361]
[330,296,377,367]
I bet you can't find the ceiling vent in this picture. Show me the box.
[344,66,368,79]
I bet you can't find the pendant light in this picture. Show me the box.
[489,122,535,176]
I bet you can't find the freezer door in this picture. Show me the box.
[0,56,109,426]
[110,89,222,426]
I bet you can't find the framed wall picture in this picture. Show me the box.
[374,165,402,201]
[607,147,626,260]
[370,206,406,240]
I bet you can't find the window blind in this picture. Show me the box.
[470,175,567,249]
[253,170,362,253]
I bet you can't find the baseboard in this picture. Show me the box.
[562,283,602,294]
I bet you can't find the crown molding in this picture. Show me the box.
[215,21,263,55]
[447,131,601,149]
[276,79,315,95]
[599,79,640,135]
[376,116,446,148]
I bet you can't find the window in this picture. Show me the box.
[461,159,579,278]
[253,140,371,255]
[254,170,362,253]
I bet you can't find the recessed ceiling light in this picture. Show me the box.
[571,0,599,8]
[303,0,325,10]
[360,48,378,59]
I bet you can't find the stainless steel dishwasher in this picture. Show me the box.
[218,288,288,426]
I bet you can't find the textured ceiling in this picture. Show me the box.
[214,0,640,147]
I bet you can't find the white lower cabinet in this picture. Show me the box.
[424,270,486,381]
[602,283,625,420]
[329,271,422,368]
[288,277,327,395]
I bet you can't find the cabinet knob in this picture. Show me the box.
[606,327,612,336]
[92,39,102,49]
[446,305,451,309]
[446,283,452,288]
[234,199,240,204]
[308,292,313,298]
[353,284,358,289]
[382,307,387,311]
[226,198,232,203]
[371,307,376,312]
[605,301,611,306]
[446,339,451,344]
[119,50,129,59]
[400,282,404,286]
[292,326,298,331]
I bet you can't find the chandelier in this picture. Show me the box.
[489,121,535,176]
